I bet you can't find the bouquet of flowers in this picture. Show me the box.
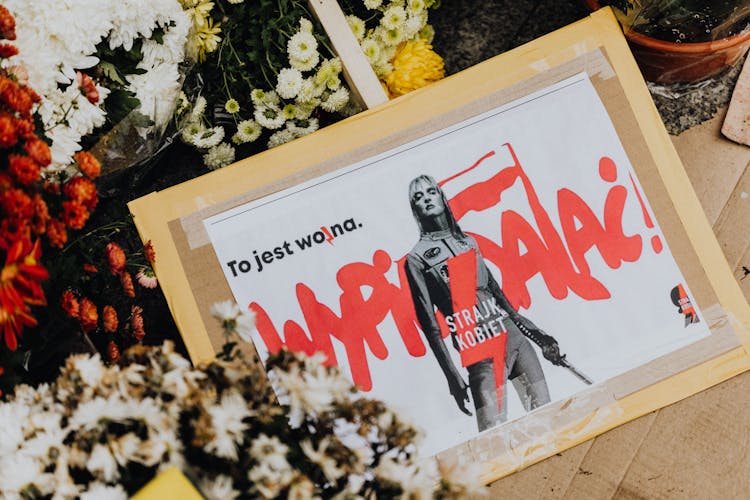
[4,0,191,175]
[177,0,354,170]
[0,4,111,391]
[177,0,445,170]
[0,3,166,395]
[340,0,445,97]
[0,304,483,498]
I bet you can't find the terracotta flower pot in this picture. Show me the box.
[584,0,750,84]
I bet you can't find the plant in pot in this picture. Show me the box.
[585,0,750,84]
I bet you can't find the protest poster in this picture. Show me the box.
[129,9,750,480]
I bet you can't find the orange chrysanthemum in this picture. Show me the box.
[31,194,49,235]
[8,154,40,186]
[0,188,32,219]
[105,241,126,275]
[143,240,156,265]
[74,151,100,179]
[107,340,120,363]
[0,76,32,117]
[0,113,17,148]
[62,200,89,230]
[0,5,16,41]
[78,297,98,333]
[0,239,48,350]
[102,305,118,333]
[83,263,98,273]
[23,138,51,167]
[0,43,17,59]
[120,271,135,298]
[75,72,99,105]
[63,176,97,210]
[46,218,67,249]
[60,289,79,319]
[13,116,33,140]
[130,305,144,341]
[43,181,60,196]
[0,217,29,251]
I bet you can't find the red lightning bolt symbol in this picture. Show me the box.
[321,226,334,245]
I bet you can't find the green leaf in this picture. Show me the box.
[99,61,126,86]
[152,26,165,45]
[105,89,143,126]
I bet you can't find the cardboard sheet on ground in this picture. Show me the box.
[129,8,750,482]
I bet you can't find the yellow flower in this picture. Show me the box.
[195,18,222,61]
[383,39,445,97]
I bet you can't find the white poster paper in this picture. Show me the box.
[204,74,710,456]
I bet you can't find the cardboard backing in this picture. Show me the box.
[129,9,750,484]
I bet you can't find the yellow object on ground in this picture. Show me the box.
[132,467,202,500]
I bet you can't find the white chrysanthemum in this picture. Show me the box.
[295,78,322,103]
[276,67,304,100]
[419,23,435,43]
[346,15,366,41]
[314,58,339,89]
[250,434,289,463]
[181,120,205,144]
[127,61,184,130]
[382,5,407,30]
[261,90,281,106]
[289,53,320,72]
[248,457,296,499]
[321,87,350,113]
[374,456,439,498]
[190,126,225,149]
[287,31,318,64]
[87,444,119,482]
[210,300,242,322]
[79,482,128,500]
[294,101,318,120]
[254,106,286,130]
[203,142,236,170]
[71,353,105,387]
[287,118,319,138]
[232,119,262,144]
[190,95,208,121]
[205,390,251,460]
[361,38,382,64]
[250,89,267,106]
[109,433,141,466]
[0,403,28,455]
[20,428,66,464]
[404,12,427,38]
[382,26,405,46]
[300,438,344,483]
[138,427,177,467]
[407,0,426,14]
[0,454,52,497]
[267,128,296,149]
[282,104,297,120]
[27,411,62,436]
[298,17,313,33]
[235,308,257,342]
[200,475,240,500]
[333,418,374,468]
[364,0,382,9]
[273,352,352,427]
[52,450,81,499]
[437,455,487,497]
